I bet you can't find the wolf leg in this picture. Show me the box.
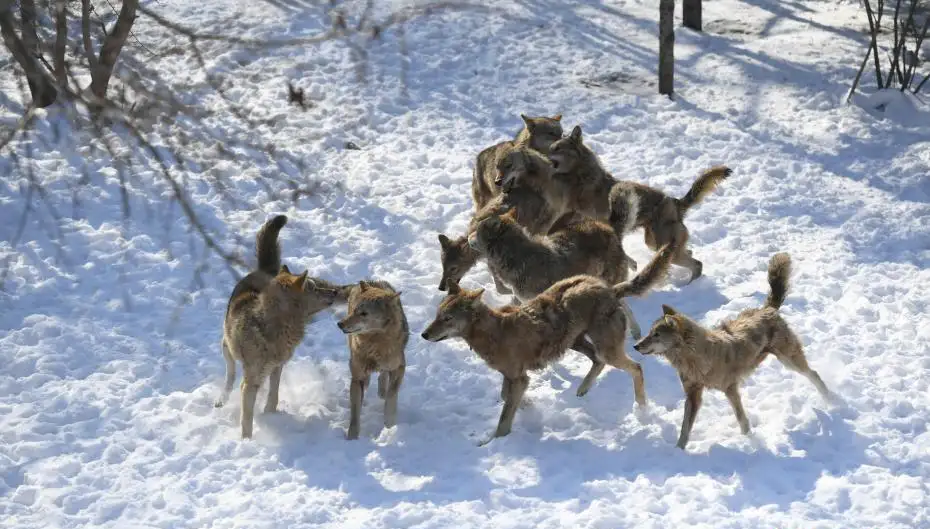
[724,384,751,434]
[676,383,704,449]
[620,301,642,340]
[347,377,366,440]
[377,372,389,399]
[215,339,236,408]
[264,365,283,413]
[384,365,405,428]
[491,272,512,295]
[493,374,529,439]
[576,361,606,397]
[240,375,261,439]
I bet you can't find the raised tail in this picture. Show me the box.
[677,166,731,215]
[608,184,639,237]
[764,252,791,309]
[613,237,678,298]
[256,215,287,275]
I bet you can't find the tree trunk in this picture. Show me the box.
[0,5,57,107]
[54,0,68,86]
[90,0,139,99]
[81,0,98,70]
[683,0,701,32]
[659,0,675,96]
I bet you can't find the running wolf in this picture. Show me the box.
[337,280,408,440]
[472,113,563,212]
[468,207,641,338]
[546,125,730,282]
[633,253,833,450]
[421,240,677,443]
[216,215,340,439]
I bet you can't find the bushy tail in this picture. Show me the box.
[608,184,639,237]
[613,237,678,298]
[764,252,791,310]
[256,215,287,275]
[677,166,731,215]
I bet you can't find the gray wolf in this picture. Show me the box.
[472,113,563,213]
[216,215,340,439]
[468,207,641,338]
[546,125,730,282]
[421,239,677,443]
[633,253,833,450]
[439,149,570,294]
[337,280,408,440]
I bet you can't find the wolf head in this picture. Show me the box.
[547,125,587,174]
[468,208,519,254]
[437,233,479,291]
[337,281,402,335]
[493,146,553,192]
[273,265,338,315]
[421,281,485,342]
[517,113,563,154]
[633,305,688,356]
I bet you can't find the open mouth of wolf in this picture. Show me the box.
[550,158,561,171]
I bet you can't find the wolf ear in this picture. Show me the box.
[468,288,485,303]
[661,304,678,316]
[438,233,451,248]
[391,291,402,300]
[447,280,461,295]
[295,270,308,289]
[359,280,370,292]
[279,264,291,274]
[553,113,563,121]
[569,125,583,143]
[520,113,532,128]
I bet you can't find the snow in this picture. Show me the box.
[2,0,930,527]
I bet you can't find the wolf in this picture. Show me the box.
[468,207,641,338]
[472,113,563,213]
[546,125,730,282]
[439,149,571,294]
[633,253,833,450]
[421,239,678,443]
[336,280,408,440]
[216,215,340,439]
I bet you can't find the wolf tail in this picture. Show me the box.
[613,237,678,298]
[256,215,287,275]
[677,166,731,216]
[764,253,791,310]
[608,184,639,237]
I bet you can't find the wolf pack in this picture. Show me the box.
[218,113,834,450]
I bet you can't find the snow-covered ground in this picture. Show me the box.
[3,0,930,527]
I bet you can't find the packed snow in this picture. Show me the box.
[2,0,929,527]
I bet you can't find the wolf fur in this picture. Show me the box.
[472,113,563,213]
[421,240,677,443]
[337,280,408,440]
[217,215,339,439]
[633,253,833,450]
[546,125,730,282]
[468,208,641,338]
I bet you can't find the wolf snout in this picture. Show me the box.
[493,172,504,187]
[438,279,447,291]
[467,233,479,250]
[420,331,429,340]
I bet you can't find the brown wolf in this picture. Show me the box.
[472,113,563,213]
[547,126,730,282]
[468,208,641,338]
[421,239,677,444]
[633,253,833,450]
[439,150,570,294]
[216,215,340,439]
[337,280,408,440]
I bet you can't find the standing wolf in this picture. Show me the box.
[337,280,408,440]
[468,207,641,338]
[421,240,677,444]
[472,113,563,212]
[546,126,730,282]
[216,215,339,439]
[439,145,581,295]
[633,253,833,449]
